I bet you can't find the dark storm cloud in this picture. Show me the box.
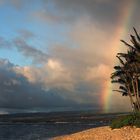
[0,58,83,109]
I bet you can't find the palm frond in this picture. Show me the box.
[119,86,127,92]
[120,39,135,49]
[116,56,125,65]
[133,27,140,42]
[130,35,140,50]
[114,66,122,70]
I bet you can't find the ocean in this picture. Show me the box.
[0,111,128,140]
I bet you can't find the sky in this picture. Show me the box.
[0,0,139,113]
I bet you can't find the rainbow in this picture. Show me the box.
[101,1,137,113]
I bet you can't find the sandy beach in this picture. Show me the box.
[53,126,140,140]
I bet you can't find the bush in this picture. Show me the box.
[110,112,140,129]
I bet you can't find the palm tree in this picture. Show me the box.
[111,56,135,110]
[111,28,140,111]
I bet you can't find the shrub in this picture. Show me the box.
[110,112,140,129]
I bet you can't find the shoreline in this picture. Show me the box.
[53,126,140,140]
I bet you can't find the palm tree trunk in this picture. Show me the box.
[132,79,140,111]
[135,77,140,110]
[127,85,135,111]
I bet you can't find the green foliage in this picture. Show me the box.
[110,112,140,129]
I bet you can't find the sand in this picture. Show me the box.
[53,126,140,140]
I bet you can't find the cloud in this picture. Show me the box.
[10,0,23,9]
[0,0,23,9]
[13,38,49,64]
[33,0,129,29]
[12,57,104,106]
[14,59,73,90]
[0,16,130,112]
[12,57,130,111]
[0,58,84,110]
[0,37,11,49]
[0,29,48,64]
[85,64,111,81]
[17,29,36,40]
[33,10,62,24]
[0,0,134,112]
[46,19,131,111]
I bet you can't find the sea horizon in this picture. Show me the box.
[0,109,129,139]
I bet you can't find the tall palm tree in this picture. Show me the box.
[111,28,140,111]
[111,56,135,110]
